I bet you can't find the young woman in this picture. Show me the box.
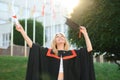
[16,24,95,80]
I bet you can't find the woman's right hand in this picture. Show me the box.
[15,23,33,48]
[15,24,24,33]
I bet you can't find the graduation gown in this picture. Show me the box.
[26,43,96,80]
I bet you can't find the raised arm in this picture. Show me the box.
[15,24,33,48]
[80,26,93,52]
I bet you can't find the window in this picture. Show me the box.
[2,33,10,48]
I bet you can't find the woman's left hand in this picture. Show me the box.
[79,26,93,52]
[79,26,88,35]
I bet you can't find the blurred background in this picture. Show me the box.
[0,0,120,80]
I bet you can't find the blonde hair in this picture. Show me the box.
[51,33,69,55]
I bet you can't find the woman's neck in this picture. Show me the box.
[57,44,64,50]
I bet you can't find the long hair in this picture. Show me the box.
[51,33,70,55]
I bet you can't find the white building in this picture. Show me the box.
[0,23,11,49]
[0,0,69,48]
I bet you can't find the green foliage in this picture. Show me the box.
[13,19,43,46]
[68,0,120,54]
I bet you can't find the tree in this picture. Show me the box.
[67,0,120,63]
[13,19,43,46]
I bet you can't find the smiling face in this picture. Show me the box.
[51,33,69,54]
[55,33,66,45]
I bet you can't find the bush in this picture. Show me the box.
[13,19,43,46]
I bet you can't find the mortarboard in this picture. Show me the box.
[65,17,82,38]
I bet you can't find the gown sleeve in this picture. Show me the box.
[25,43,48,80]
[74,48,96,80]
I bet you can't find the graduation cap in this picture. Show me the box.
[65,17,82,38]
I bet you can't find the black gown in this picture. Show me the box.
[26,43,96,80]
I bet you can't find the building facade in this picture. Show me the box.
[0,0,69,48]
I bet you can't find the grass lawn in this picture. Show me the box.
[0,56,120,80]
[0,56,27,80]
[95,62,120,80]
